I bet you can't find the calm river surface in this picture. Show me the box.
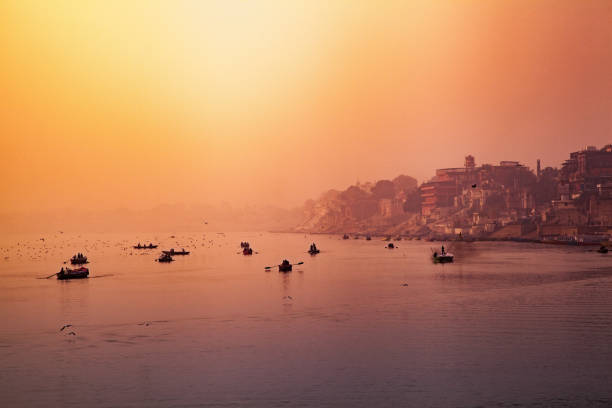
[1,232,612,407]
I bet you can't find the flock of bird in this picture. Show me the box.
[0,232,236,268]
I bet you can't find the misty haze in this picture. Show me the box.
[1,1,611,408]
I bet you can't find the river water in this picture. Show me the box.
[1,232,612,407]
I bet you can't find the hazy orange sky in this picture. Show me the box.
[1,0,611,213]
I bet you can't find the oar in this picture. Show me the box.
[39,272,58,279]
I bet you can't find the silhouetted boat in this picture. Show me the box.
[70,254,88,265]
[387,243,395,249]
[365,235,372,241]
[57,267,89,280]
[162,249,190,255]
[598,245,608,254]
[342,234,349,240]
[432,253,454,263]
[157,253,174,262]
[278,260,292,272]
[308,243,319,255]
[432,247,454,263]
[133,243,158,249]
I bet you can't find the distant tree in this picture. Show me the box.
[392,175,418,192]
[371,180,395,199]
[403,190,421,213]
[340,185,369,201]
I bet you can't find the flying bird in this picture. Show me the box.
[60,324,73,331]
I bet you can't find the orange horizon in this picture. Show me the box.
[2,0,611,213]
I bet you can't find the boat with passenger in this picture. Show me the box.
[162,248,190,255]
[133,243,158,249]
[432,245,454,263]
[157,253,174,262]
[70,253,88,265]
[243,247,253,255]
[57,266,89,280]
[278,259,292,272]
[308,243,320,255]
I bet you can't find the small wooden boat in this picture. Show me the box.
[133,243,158,249]
[598,245,608,254]
[162,249,190,255]
[243,247,253,255]
[365,235,372,241]
[387,243,395,249]
[57,267,89,280]
[342,234,349,240]
[278,260,292,272]
[308,243,319,255]
[432,252,454,263]
[157,253,174,262]
[70,254,88,265]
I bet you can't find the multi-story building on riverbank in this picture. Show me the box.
[561,145,612,198]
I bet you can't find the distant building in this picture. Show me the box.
[561,144,612,196]
[465,155,475,171]
[420,155,536,218]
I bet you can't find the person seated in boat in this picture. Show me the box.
[433,251,438,258]
[282,259,290,266]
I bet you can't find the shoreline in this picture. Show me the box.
[271,230,608,247]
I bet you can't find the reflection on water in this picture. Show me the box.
[1,232,612,407]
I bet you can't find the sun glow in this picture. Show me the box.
[1,1,610,213]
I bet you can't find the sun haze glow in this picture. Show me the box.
[1,0,610,214]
